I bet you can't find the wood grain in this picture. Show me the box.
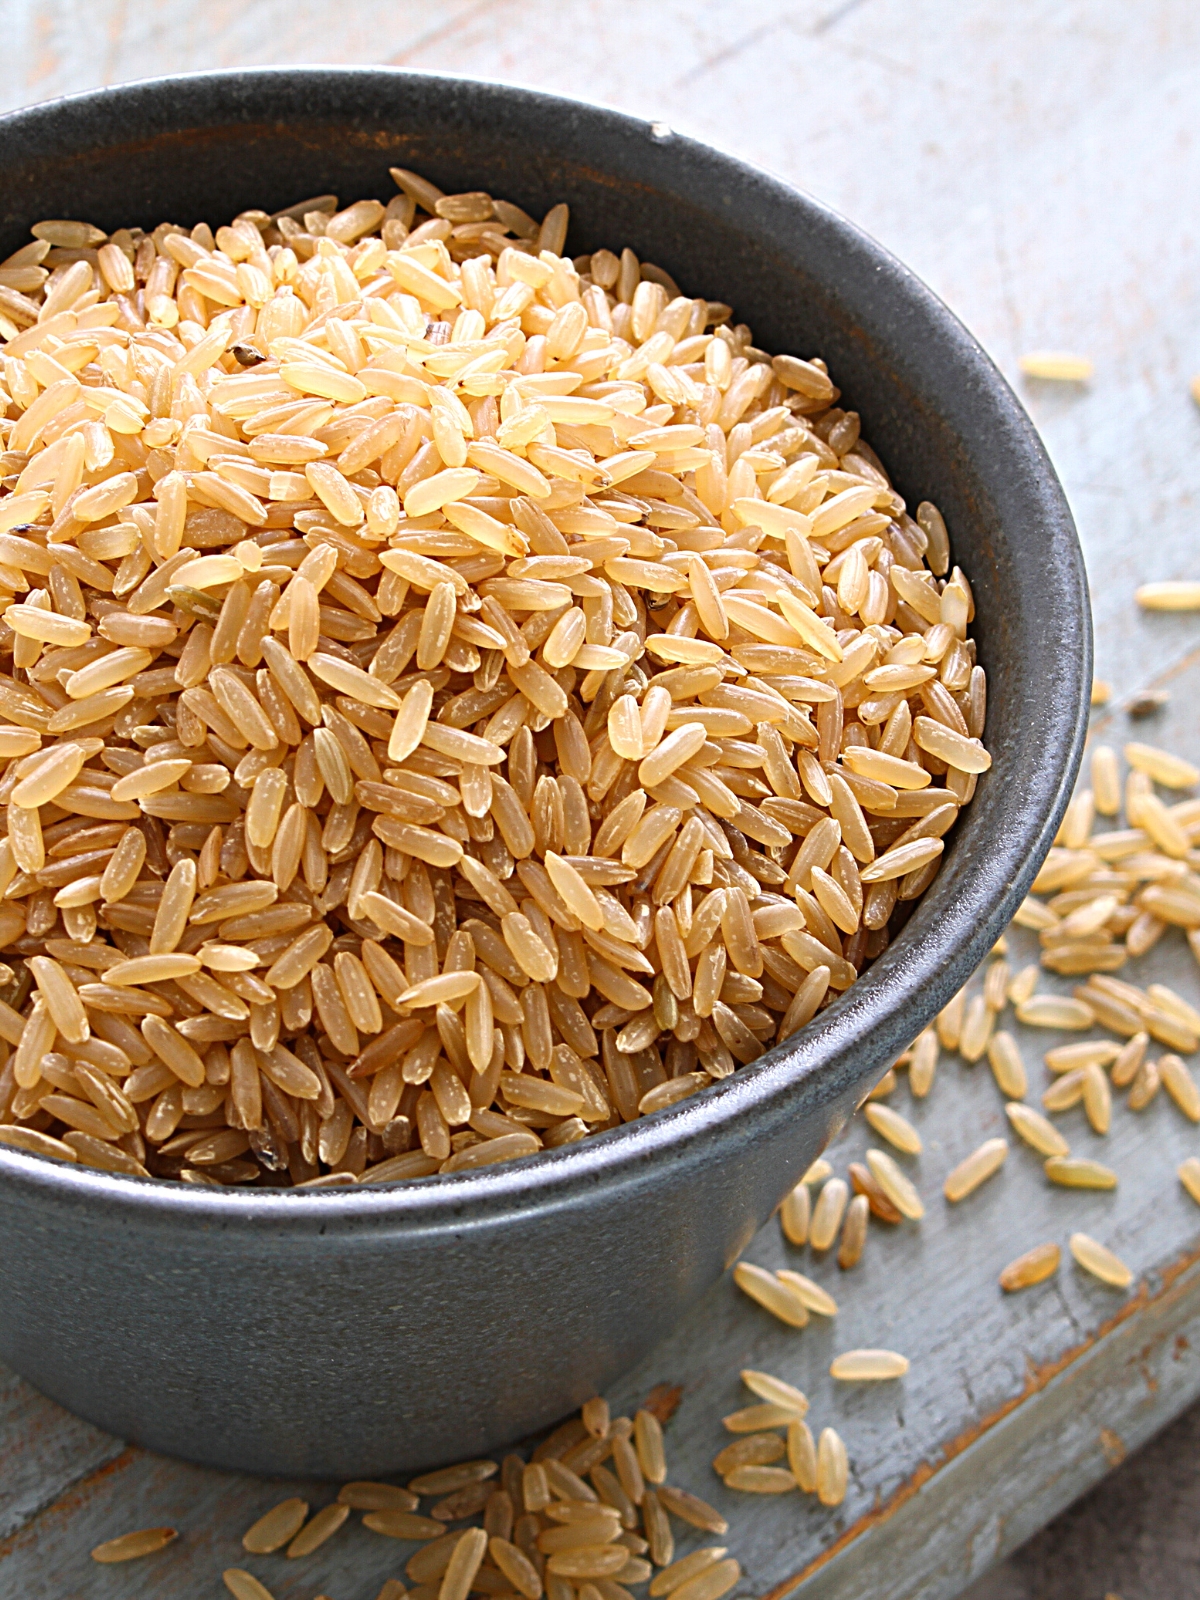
[1,2,1200,1596]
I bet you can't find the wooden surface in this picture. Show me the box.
[967,1384,1200,1600]
[2,3,1200,1597]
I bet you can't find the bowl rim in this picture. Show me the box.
[0,65,1090,1233]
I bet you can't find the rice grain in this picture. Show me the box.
[224,1571,276,1600]
[1069,1232,1133,1289]
[91,1527,178,1562]
[815,1428,848,1506]
[808,1176,849,1250]
[243,1498,309,1553]
[863,1102,921,1154]
[943,1138,1007,1202]
[865,1149,923,1220]
[287,1502,350,1557]
[740,1369,808,1414]
[999,1242,1060,1291]
[732,1262,809,1328]
[1044,1156,1117,1190]
[1004,1102,1069,1158]
[1179,1157,1200,1206]
[829,1349,909,1381]
[775,1271,838,1317]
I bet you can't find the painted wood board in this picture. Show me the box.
[1,0,1200,1596]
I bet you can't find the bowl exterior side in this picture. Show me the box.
[0,1085,844,1476]
[0,69,1089,1475]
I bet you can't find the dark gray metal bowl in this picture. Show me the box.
[0,68,1089,1479]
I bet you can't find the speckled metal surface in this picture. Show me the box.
[0,69,1087,1478]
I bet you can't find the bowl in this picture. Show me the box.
[0,68,1089,1478]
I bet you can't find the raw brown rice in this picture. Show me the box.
[815,1427,848,1506]
[998,1242,1060,1291]
[828,1348,908,1381]
[242,1498,308,1553]
[732,1261,809,1327]
[836,1191,869,1268]
[0,170,988,1188]
[91,1526,178,1562]
[942,1136,1007,1202]
[808,1174,849,1250]
[1068,1231,1133,1289]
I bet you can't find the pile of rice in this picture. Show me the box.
[0,168,989,1187]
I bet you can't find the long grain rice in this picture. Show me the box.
[717,1458,793,1494]
[732,1262,809,1327]
[863,1102,921,1154]
[722,1403,805,1434]
[815,1428,848,1506]
[656,1486,727,1535]
[287,1502,350,1557]
[739,1369,808,1414]
[1179,1157,1200,1206]
[1069,1231,1133,1288]
[666,1558,741,1600]
[91,1527,178,1562]
[998,1242,1060,1291]
[1044,1156,1117,1190]
[808,1176,849,1250]
[243,1498,308,1553]
[1004,1101,1069,1158]
[1159,1054,1200,1121]
[837,1192,869,1268]
[943,1137,1007,1202]
[224,1571,276,1600]
[649,1547,728,1597]
[0,174,986,1195]
[986,1031,1027,1099]
[779,1180,810,1245]
[776,1269,838,1317]
[865,1148,923,1219]
[829,1348,909,1380]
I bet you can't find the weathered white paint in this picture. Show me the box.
[1,4,1199,1596]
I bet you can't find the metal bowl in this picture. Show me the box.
[0,68,1089,1478]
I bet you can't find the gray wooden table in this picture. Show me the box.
[2,3,1200,1597]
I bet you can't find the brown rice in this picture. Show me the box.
[0,173,987,1192]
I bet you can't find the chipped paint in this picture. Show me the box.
[762,1242,1200,1598]
[0,1446,136,1560]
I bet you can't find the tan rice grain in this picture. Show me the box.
[91,1526,178,1562]
[775,1270,838,1317]
[1004,1102,1069,1158]
[1044,1156,1117,1190]
[999,1242,1060,1291]
[863,1102,921,1154]
[943,1137,1007,1202]
[865,1148,924,1219]
[223,1571,276,1600]
[732,1262,809,1327]
[242,1498,309,1553]
[829,1348,909,1380]
[739,1369,808,1414]
[815,1428,848,1506]
[808,1176,849,1250]
[1179,1157,1200,1206]
[287,1502,350,1557]
[1069,1231,1133,1289]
